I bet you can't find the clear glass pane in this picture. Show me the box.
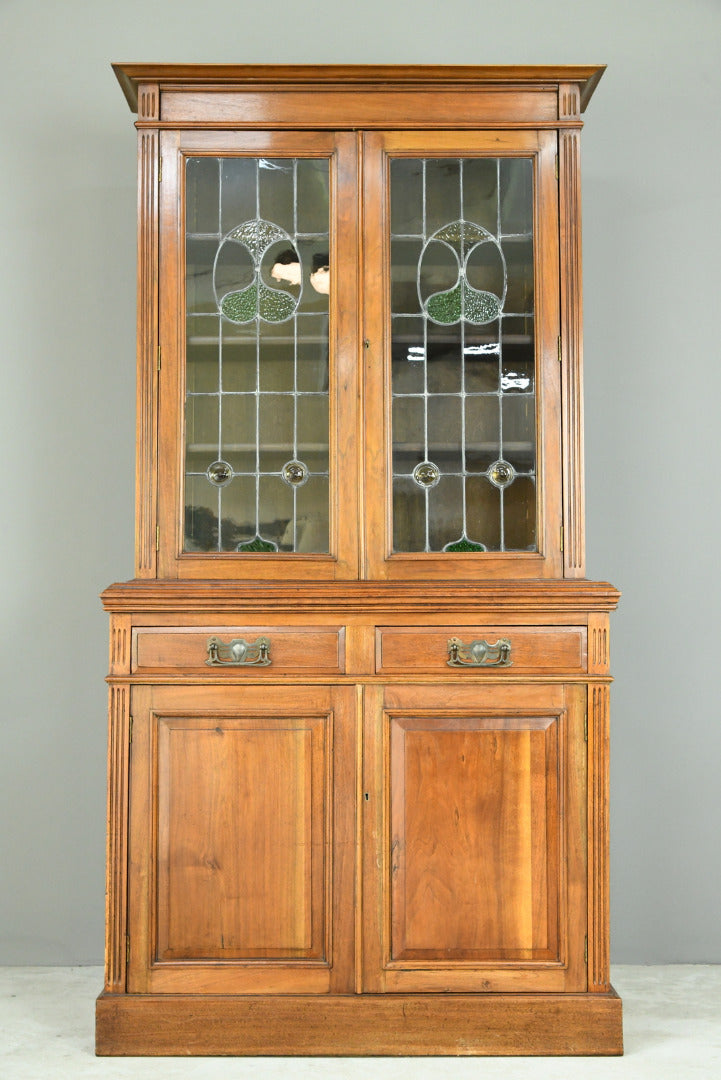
[390,156,537,553]
[183,155,330,553]
[185,475,219,551]
[221,395,256,472]
[219,476,257,551]
[187,316,220,393]
[502,394,535,473]
[392,476,426,552]
[503,476,536,550]
[390,159,423,234]
[185,395,218,472]
[295,475,330,553]
[465,396,500,472]
[186,158,220,234]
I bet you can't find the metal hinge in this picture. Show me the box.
[560,525,564,553]
[156,525,160,552]
[157,345,161,372]
[126,934,130,964]
[584,711,588,742]
[158,157,162,183]
[584,936,588,965]
[555,153,559,180]
[129,716,133,745]
[558,336,562,363]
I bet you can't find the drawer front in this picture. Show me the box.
[133,626,345,674]
[376,626,586,674]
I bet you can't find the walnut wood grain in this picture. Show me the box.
[376,625,586,674]
[97,989,622,1056]
[113,64,605,114]
[102,579,621,614]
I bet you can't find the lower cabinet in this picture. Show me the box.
[125,678,586,997]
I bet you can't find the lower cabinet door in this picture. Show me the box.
[127,684,355,994]
[362,683,588,993]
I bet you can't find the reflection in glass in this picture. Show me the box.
[184,156,330,554]
[390,157,537,553]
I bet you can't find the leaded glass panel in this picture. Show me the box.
[390,157,537,553]
[184,156,330,553]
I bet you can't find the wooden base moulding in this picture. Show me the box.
[96,990,623,1056]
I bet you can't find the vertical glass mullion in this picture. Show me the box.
[254,157,261,542]
[215,158,222,551]
[459,158,468,543]
[422,160,430,553]
[292,158,299,550]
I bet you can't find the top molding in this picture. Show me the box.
[113,63,605,115]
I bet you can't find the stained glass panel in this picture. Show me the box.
[390,157,537,553]
[183,156,330,553]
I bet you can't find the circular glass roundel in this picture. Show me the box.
[281,459,309,487]
[488,460,515,488]
[413,461,441,488]
[207,460,233,487]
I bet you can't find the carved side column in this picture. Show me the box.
[559,83,585,577]
[135,84,160,576]
[587,680,611,992]
[105,671,131,992]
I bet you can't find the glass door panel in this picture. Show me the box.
[184,156,331,555]
[363,131,561,580]
[389,158,536,554]
[158,130,359,580]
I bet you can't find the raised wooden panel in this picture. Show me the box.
[390,713,559,961]
[133,625,345,673]
[376,625,586,674]
[363,683,587,994]
[127,684,355,994]
[156,715,324,960]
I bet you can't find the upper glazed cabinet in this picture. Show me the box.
[115,65,602,582]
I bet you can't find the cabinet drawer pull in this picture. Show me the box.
[206,636,271,667]
[447,636,512,667]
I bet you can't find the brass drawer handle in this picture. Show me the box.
[206,636,271,667]
[447,636,512,667]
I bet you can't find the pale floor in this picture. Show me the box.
[1,966,719,1079]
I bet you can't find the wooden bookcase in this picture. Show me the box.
[96,65,622,1056]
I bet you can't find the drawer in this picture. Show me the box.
[132,626,345,674]
[376,626,586,674]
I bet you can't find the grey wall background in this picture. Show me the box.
[1,0,719,966]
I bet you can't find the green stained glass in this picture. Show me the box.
[426,280,500,326]
[221,285,258,323]
[443,536,488,553]
[221,281,296,324]
[258,281,296,322]
[236,534,278,553]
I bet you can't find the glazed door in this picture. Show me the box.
[363,131,562,580]
[127,684,355,993]
[157,130,360,580]
[362,683,587,992]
